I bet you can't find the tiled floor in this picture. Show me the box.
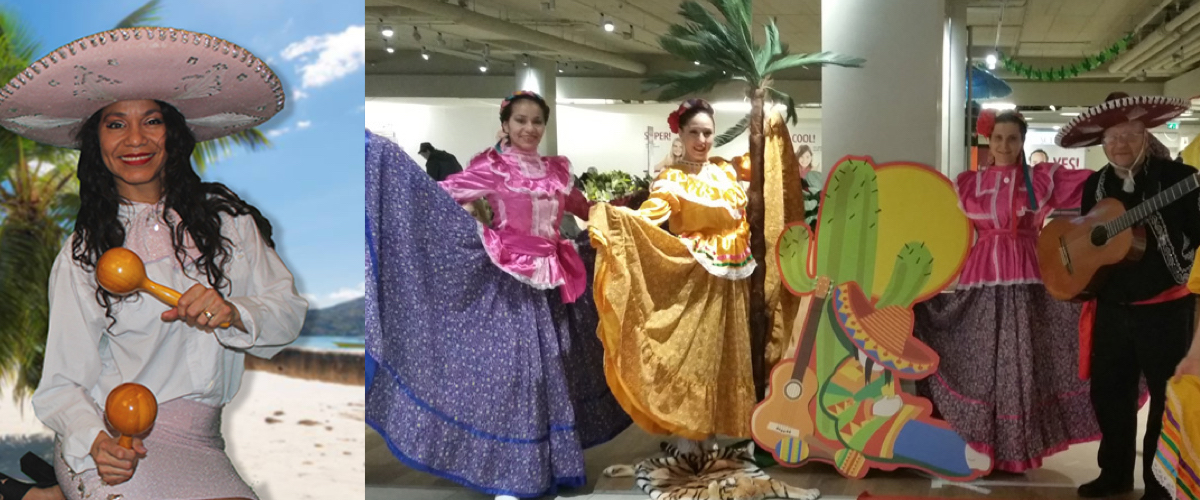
[366,404,1152,500]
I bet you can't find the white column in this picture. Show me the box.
[516,56,558,156]
[822,0,947,169]
[942,1,968,177]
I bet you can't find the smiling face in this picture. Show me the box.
[501,99,546,152]
[989,122,1023,166]
[798,149,813,169]
[679,112,714,163]
[1102,121,1147,169]
[1029,150,1049,165]
[98,99,168,203]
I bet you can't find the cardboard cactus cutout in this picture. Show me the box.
[751,156,989,481]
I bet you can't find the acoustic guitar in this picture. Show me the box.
[1038,172,1199,301]
[751,276,833,464]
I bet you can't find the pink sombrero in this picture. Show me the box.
[1055,92,1188,148]
[0,27,284,148]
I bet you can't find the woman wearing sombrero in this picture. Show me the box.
[0,27,306,500]
[1059,92,1200,500]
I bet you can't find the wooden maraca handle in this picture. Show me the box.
[146,282,231,329]
[118,435,134,449]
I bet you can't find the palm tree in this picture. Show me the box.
[645,0,864,398]
[0,0,271,399]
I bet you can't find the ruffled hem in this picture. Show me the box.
[680,236,755,280]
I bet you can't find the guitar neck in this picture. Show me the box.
[789,280,830,380]
[1107,173,1200,233]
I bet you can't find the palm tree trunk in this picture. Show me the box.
[747,87,768,401]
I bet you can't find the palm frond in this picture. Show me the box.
[766,52,865,74]
[644,70,729,102]
[708,0,754,56]
[0,215,65,399]
[191,128,271,172]
[678,1,757,74]
[766,87,797,124]
[756,19,784,74]
[665,24,755,73]
[0,7,39,80]
[714,113,751,147]
[114,0,162,28]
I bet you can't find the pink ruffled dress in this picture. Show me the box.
[913,162,1102,472]
[439,146,591,302]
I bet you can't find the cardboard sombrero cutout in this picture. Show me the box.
[0,27,284,148]
[751,156,991,481]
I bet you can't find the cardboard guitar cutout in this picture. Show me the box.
[750,156,991,481]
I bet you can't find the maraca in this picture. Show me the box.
[105,383,157,449]
[96,247,230,328]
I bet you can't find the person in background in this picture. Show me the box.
[1030,148,1050,166]
[417,142,463,181]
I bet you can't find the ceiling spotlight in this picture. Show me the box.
[380,25,394,38]
[557,61,563,73]
[483,43,491,58]
[421,47,429,60]
[694,60,700,65]
[1049,105,1056,111]
[522,54,530,66]
[437,32,446,46]
[480,59,489,72]
[412,27,422,42]
[602,14,615,32]
[985,53,997,70]
[623,25,634,40]
[385,41,394,54]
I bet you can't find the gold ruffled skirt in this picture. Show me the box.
[589,203,755,439]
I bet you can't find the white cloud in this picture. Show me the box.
[293,89,310,101]
[267,127,290,138]
[304,282,365,309]
[281,25,364,89]
[297,120,312,129]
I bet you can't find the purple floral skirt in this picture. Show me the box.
[913,284,1100,472]
[364,132,630,497]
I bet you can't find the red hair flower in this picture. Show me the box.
[976,108,997,138]
[668,110,682,133]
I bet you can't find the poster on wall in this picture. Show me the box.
[642,122,824,183]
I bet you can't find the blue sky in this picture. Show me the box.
[4,0,365,310]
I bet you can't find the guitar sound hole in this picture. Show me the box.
[784,381,803,400]
[1090,226,1108,247]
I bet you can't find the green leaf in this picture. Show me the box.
[114,0,162,28]
[766,87,797,124]
[191,129,271,172]
[644,70,729,102]
[715,113,751,147]
[765,51,865,74]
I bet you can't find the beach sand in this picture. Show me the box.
[0,369,364,500]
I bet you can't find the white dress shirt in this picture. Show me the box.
[32,201,308,472]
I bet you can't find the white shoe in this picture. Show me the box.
[495,495,519,500]
[964,444,992,471]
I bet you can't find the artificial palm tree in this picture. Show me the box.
[645,0,864,398]
[0,0,270,399]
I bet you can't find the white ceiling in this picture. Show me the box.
[366,0,1200,83]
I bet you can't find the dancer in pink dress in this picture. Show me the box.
[914,109,1100,472]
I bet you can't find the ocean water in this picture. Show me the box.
[289,335,364,351]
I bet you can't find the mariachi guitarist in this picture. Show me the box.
[1056,92,1200,500]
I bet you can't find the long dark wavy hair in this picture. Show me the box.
[70,100,275,325]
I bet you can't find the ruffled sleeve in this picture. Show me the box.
[729,153,752,182]
[438,150,503,203]
[1044,162,1092,210]
[636,171,682,226]
[564,187,592,221]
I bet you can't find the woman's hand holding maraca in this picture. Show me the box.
[90,431,145,486]
[160,284,245,332]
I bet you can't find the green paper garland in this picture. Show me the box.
[999,33,1133,81]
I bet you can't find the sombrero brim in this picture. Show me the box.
[1056,95,1187,148]
[830,282,939,379]
[0,27,284,148]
